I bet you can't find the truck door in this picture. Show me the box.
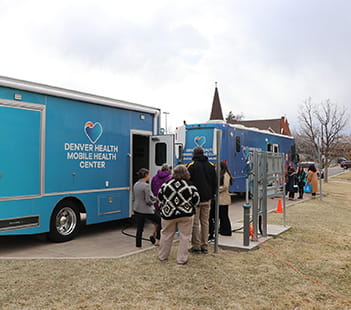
[0,103,44,198]
[149,135,174,178]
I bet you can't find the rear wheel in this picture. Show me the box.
[48,201,81,242]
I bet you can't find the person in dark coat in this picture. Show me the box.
[186,146,217,254]
[286,166,298,200]
[297,166,307,199]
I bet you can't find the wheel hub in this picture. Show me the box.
[59,215,67,226]
[56,207,77,236]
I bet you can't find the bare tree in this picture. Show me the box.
[226,111,244,123]
[298,97,349,182]
[292,129,316,161]
[333,135,351,159]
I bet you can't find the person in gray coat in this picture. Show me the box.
[133,168,161,248]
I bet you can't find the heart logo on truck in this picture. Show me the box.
[194,136,206,147]
[84,121,103,144]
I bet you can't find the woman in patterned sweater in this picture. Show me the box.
[157,165,200,265]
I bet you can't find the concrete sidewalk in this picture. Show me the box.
[0,195,307,259]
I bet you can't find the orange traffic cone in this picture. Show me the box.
[274,199,283,213]
[249,223,254,241]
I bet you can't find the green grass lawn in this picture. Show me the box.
[1,172,350,309]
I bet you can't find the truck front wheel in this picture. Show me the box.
[48,201,81,242]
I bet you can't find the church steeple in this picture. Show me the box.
[209,82,224,121]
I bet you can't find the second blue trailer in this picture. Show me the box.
[177,122,296,193]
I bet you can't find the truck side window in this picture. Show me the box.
[267,143,273,152]
[176,144,183,164]
[274,145,279,153]
[155,143,167,166]
[236,136,240,152]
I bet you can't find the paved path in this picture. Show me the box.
[0,194,306,259]
[328,166,345,177]
[2,168,347,259]
[1,168,347,259]
[329,181,351,184]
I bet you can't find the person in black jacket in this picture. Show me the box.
[186,146,217,254]
[286,166,298,200]
[296,166,307,199]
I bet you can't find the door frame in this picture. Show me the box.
[129,130,152,216]
[149,134,174,178]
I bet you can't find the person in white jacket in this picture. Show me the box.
[209,161,233,239]
[218,161,233,235]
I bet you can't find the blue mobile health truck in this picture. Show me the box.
[0,76,174,241]
[177,121,297,193]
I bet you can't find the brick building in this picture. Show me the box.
[229,117,291,136]
[208,84,292,136]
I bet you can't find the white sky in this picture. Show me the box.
[1,0,350,133]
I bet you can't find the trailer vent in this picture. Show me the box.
[0,216,39,232]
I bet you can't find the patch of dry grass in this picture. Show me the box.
[0,172,350,309]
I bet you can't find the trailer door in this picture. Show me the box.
[149,135,174,178]
[0,104,43,197]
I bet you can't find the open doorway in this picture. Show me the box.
[132,134,150,185]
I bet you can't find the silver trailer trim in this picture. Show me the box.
[0,187,130,202]
[0,76,160,134]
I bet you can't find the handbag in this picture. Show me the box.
[304,183,312,193]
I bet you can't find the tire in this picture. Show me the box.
[48,201,81,242]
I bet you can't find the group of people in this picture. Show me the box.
[286,164,319,200]
[132,146,232,265]
[133,146,320,264]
